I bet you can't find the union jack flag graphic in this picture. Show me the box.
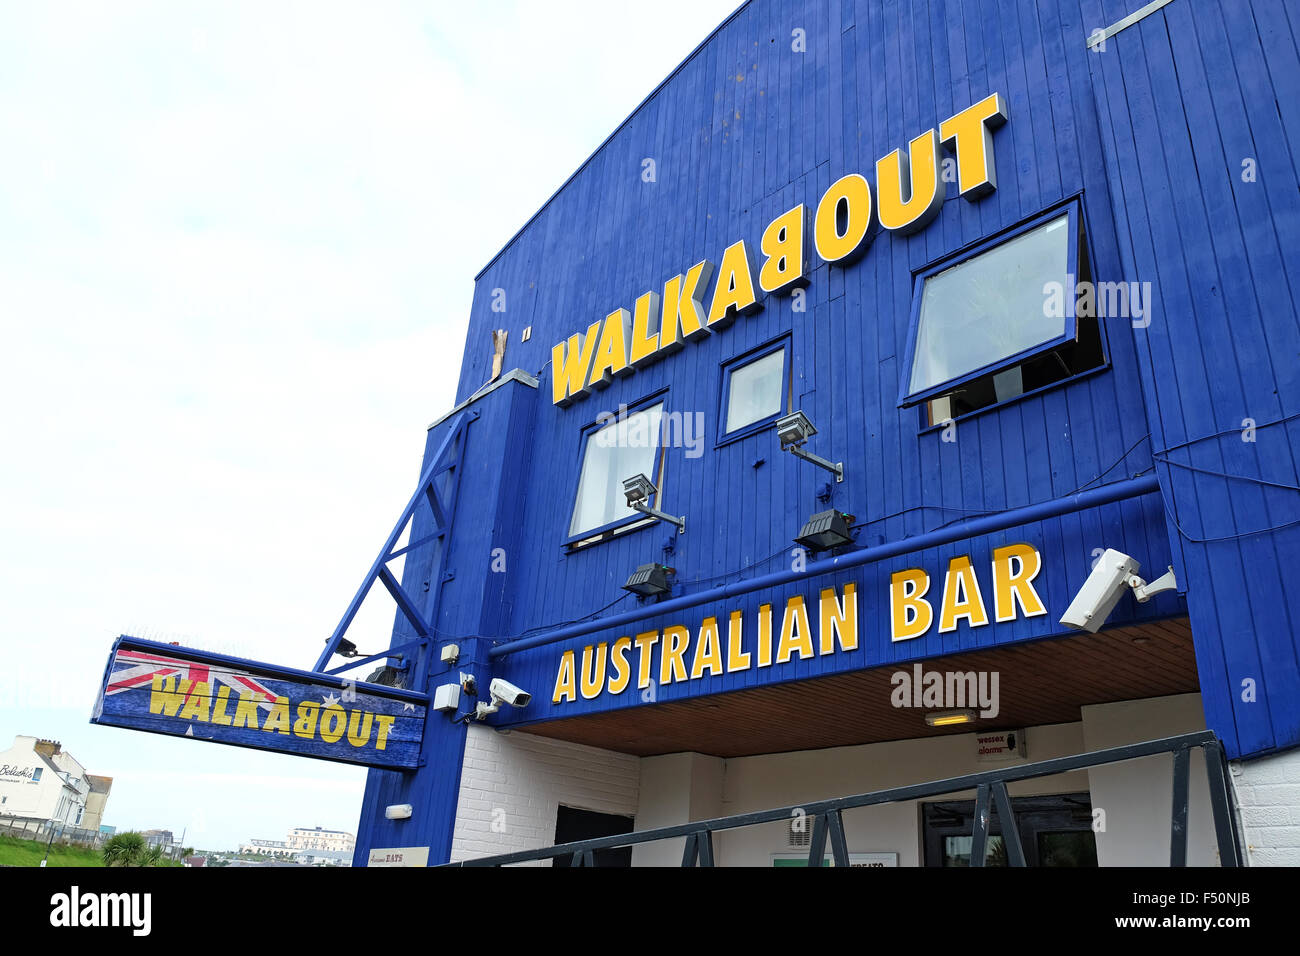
[105,647,281,712]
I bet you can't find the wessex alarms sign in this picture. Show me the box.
[91,636,427,770]
[550,93,1008,406]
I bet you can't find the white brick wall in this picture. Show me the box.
[1231,747,1300,866]
[449,724,640,865]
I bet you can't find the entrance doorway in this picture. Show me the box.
[551,805,634,867]
[922,792,1098,866]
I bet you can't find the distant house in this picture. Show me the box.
[81,775,113,832]
[0,736,101,830]
[140,828,174,848]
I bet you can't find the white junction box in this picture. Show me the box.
[433,683,461,713]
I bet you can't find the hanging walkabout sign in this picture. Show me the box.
[91,636,427,770]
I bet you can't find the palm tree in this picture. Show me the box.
[102,831,147,866]
[102,831,169,867]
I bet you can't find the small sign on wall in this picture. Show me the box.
[773,852,898,867]
[976,729,1027,762]
[367,846,429,867]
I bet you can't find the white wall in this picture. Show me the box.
[447,695,1236,866]
[1080,694,1218,866]
[631,752,723,866]
[712,722,1091,867]
[1232,746,1300,866]
[449,724,639,865]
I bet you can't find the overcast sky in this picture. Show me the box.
[0,0,741,852]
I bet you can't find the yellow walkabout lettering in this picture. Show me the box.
[347,709,374,748]
[149,675,189,718]
[939,92,1009,200]
[707,240,762,329]
[759,204,807,294]
[550,320,603,406]
[814,173,876,264]
[876,128,944,235]
[659,262,714,353]
[262,696,291,735]
[319,704,347,744]
[211,686,234,726]
[293,701,321,739]
[628,291,661,368]
[586,309,632,388]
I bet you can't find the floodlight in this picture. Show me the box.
[623,563,676,598]
[794,510,855,553]
[621,473,685,534]
[777,410,817,449]
[777,411,843,482]
[622,474,655,507]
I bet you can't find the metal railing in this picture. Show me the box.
[446,731,1242,867]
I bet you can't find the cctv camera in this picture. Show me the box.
[1060,549,1140,633]
[490,678,531,708]
[1060,548,1178,633]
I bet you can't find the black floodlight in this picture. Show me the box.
[621,473,686,534]
[777,411,843,482]
[623,563,676,597]
[337,638,359,658]
[794,510,856,553]
[622,473,656,507]
[365,664,407,688]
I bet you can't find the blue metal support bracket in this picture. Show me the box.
[313,413,469,676]
[323,638,427,677]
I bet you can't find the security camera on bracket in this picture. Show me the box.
[474,678,532,720]
[1059,548,1178,633]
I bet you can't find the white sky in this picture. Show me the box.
[0,0,741,852]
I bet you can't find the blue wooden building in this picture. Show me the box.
[322,0,1300,866]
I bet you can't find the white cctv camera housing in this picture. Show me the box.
[490,677,531,708]
[1059,548,1142,633]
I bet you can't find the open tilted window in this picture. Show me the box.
[900,202,1105,426]
[568,401,665,540]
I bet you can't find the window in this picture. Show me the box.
[31,767,41,783]
[900,203,1105,425]
[568,401,665,538]
[719,338,789,442]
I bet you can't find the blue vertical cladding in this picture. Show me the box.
[452,0,1164,683]
[1083,0,1300,759]
[355,0,1300,861]
[352,377,545,864]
